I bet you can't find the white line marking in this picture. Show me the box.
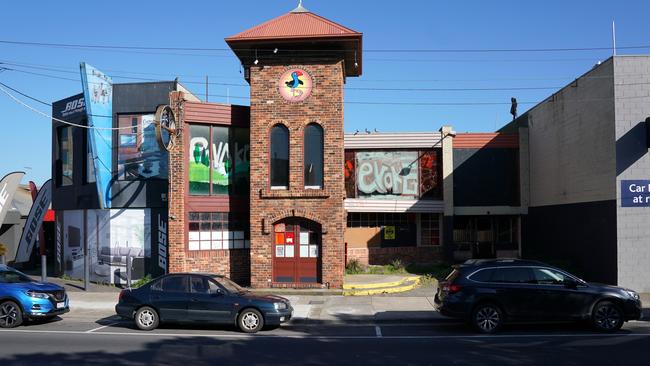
[1,328,650,340]
[375,326,382,338]
[85,322,119,333]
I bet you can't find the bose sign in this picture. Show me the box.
[15,180,52,263]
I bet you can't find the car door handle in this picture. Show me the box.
[191,298,199,302]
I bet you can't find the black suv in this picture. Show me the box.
[434,259,642,333]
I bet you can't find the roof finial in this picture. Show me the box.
[292,0,309,13]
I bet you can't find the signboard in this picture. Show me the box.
[0,171,25,225]
[80,62,113,209]
[278,68,313,103]
[621,180,650,207]
[15,180,52,263]
[155,105,177,151]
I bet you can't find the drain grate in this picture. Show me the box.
[309,300,325,305]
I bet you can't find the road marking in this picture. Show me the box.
[375,326,382,338]
[2,328,650,340]
[85,322,119,333]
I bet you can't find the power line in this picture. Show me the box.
[2,66,568,92]
[2,39,650,53]
[0,80,50,106]
[0,84,136,131]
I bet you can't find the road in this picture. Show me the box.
[1,315,650,366]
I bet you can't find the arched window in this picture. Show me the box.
[304,123,323,189]
[270,124,289,189]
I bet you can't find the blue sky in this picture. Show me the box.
[1,0,649,184]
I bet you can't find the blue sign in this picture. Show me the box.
[621,180,650,207]
[80,63,113,209]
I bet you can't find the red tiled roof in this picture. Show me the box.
[226,11,361,42]
[454,133,519,149]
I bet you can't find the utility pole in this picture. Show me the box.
[612,20,617,56]
[205,75,209,102]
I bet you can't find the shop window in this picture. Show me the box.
[304,123,323,189]
[117,114,168,180]
[56,126,74,186]
[345,213,416,247]
[270,124,289,189]
[420,213,441,246]
[188,212,250,251]
[188,124,249,196]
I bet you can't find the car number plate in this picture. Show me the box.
[56,302,65,309]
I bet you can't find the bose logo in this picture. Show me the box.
[61,98,85,115]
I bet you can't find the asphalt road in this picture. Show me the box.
[1,315,650,366]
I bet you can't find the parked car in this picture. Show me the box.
[116,273,293,333]
[434,259,642,333]
[0,265,69,328]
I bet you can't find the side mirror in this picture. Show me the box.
[563,278,578,289]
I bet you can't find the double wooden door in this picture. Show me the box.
[272,218,321,284]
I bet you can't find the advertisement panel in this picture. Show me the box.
[0,171,25,225]
[62,209,152,285]
[80,62,113,208]
[14,180,52,263]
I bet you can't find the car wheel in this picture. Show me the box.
[592,301,624,332]
[0,301,23,328]
[472,303,503,334]
[238,308,264,333]
[135,306,159,331]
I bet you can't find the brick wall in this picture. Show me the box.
[167,92,252,285]
[347,247,443,267]
[249,61,346,289]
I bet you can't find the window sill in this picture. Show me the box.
[260,188,331,199]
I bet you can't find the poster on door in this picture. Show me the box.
[286,232,295,245]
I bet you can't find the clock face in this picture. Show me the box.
[155,105,176,151]
[278,68,313,102]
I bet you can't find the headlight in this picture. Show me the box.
[274,302,288,310]
[26,291,49,299]
[625,290,640,300]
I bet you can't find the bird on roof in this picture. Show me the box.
[285,71,304,89]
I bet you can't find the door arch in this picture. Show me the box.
[272,217,322,284]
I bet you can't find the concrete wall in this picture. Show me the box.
[528,59,616,207]
[522,59,619,284]
[613,56,650,292]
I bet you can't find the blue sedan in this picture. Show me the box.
[116,273,293,333]
[0,265,69,328]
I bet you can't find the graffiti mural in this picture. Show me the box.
[344,151,356,198]
[419,150,442,198]
[356,151,419,199]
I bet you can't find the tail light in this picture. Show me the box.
[118,290,126,302]
[443,283,462,294]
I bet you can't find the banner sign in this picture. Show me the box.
[0,171,25,226]
[621,180,650,207]
[15,180,52,263]
[80,62,113,209]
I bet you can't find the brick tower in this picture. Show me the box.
[226,3,362,288]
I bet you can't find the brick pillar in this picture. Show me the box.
[167,91,186,273]
[249,62,346,289]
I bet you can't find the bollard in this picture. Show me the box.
[0,255,5,265]
[41,255,47,283]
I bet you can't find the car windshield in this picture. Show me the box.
[0,270,35,284]
[211,276,246,294]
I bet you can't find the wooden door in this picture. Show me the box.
[273,219,321,284]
